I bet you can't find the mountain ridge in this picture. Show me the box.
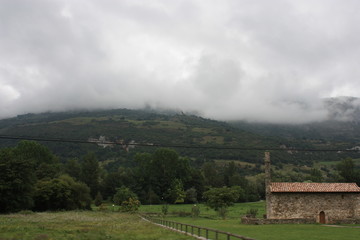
[0,96,359,167]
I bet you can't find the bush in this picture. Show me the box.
[120,198,141,213]
[33,175,92,211]
[246,208,258,218]
[98,204,108,211]
[113,186,137,205]
[33,178,71,211]
[191,205,200,218]
[161,204,169,216]
[203,187,241,211]
[94,192,103,207]
[185,188,198,203]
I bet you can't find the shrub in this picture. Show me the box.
[98,204,108,211]
[246,208,258,218]
[94,192,103,207]
[120,198,141,213]
[191,205,200,218]
[203,187,240,211]
[113,186,137,205]
[161,204,169,216]
[185,188,198,203]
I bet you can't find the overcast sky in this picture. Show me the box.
[1,0,360,123]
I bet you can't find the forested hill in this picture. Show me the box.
[0,108,357,167]
[0,109,281,164]
[1,108,359,211]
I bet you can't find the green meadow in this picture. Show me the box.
[1,202,359,240]
[140,201,360,240]
[139,201,266,219]
[0,211,192,240]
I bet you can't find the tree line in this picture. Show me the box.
[1,141,358,213]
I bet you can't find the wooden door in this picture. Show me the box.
[319,211,326,224]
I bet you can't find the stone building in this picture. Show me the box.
[264,152,360,224]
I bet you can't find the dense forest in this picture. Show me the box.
[1,140,359,213]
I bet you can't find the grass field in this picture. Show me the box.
[165,217,360,240]
[1,202,359,240]
[0,211,193,240]
[140,202,360,240]
[139,201,266,219]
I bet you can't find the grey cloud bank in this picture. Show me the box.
[1,0,360,123]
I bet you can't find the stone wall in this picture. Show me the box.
[241,217,315,225]
[241,217,360,225]
[268,192,360,223]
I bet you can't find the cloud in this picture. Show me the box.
[1,0,360,123]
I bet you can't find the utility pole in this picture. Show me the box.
[264,151,272,219]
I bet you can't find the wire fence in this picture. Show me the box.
[141,215,256,240]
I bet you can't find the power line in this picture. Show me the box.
[0,135,359,153]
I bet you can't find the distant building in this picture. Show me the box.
[265,152,360,224]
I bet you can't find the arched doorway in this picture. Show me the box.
[319,211,326,224]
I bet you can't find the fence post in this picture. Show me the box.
[186,225,188,233]
[215,231,218,240]
[227,234,230,240]
[198,227,200,237]
[206,229,208,239]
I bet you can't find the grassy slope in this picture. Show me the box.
[0,211,193,240]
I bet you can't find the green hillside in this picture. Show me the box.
[1,109,359,213]
[0,109,278,164]
[0,108,356,170]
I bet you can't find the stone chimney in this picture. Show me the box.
[264,151,272,218]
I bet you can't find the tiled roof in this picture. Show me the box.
[270,182,360,193]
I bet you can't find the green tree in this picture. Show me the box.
[64,158,81,180]
[0,148,36,213]
[14,141,59,180]
[120,198,141,213]
[337,158,359,184]
[224,161,237,186]
[33,178,71,211]
[309,168,323,182]
[135,149,191,203]
[202,162,224,187]
[166,179,186,203]
[203,186,241,214]
[185,187,198,203]
[113,186,138,205]
[59,175,91,210]
[33,175,91,211]
[80,153,100,198]
[94,192,103,207]
[186,169,205,199]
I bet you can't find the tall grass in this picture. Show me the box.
[0,211,193,240]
